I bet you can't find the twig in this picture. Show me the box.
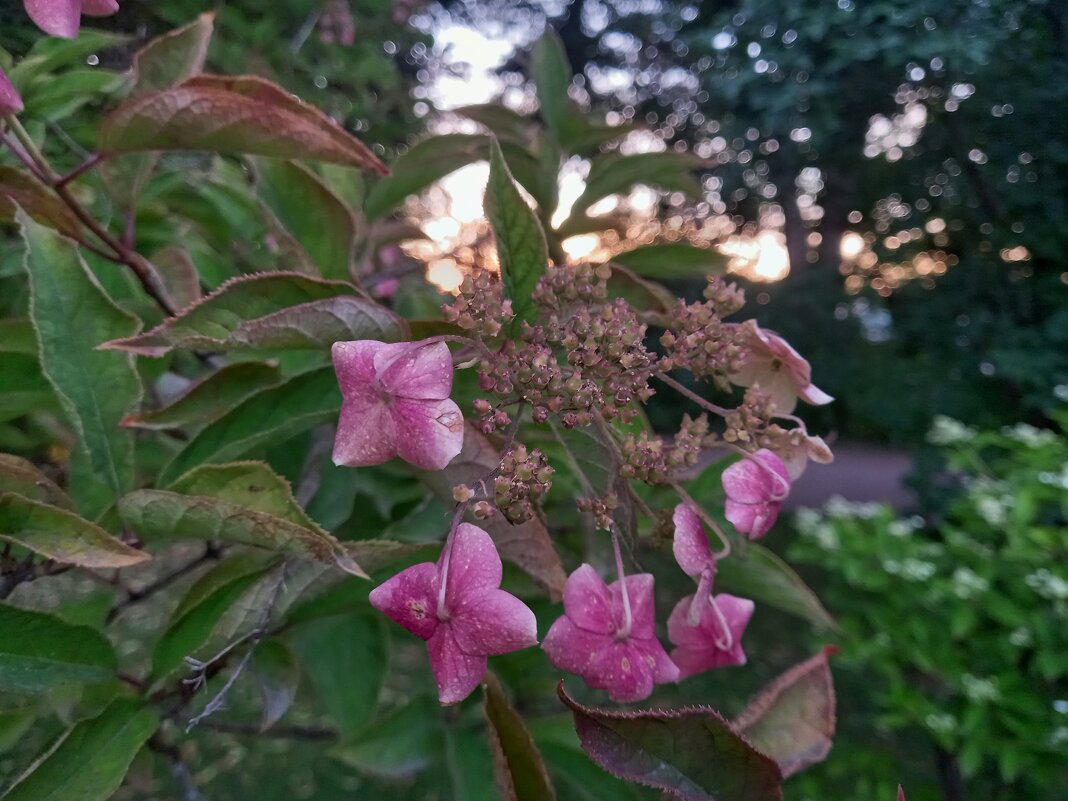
[655,371,730,417]
[200,720,339,741]
[149,736,204,801]
[55,152,104,189]
[107,544,221,623]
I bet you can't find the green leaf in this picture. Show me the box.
[530,30,573,141]
[454,104,533,145]
[610,242,727,280]
[149,247,201,311]
[485,138,549,330]
[572,152,705,215]
[100,74,388,173]
[168,461,320,528]
[364,134,488,222]
[420,425,566,600]
[102,271,402,356]
[7,30,127,87]
[150,555,276,681]
[557,683,784,801]
[0,353,60,424]
[20,212,142,504]
[291,612,388,733]
[0,319,37,355]
[118,489,364,577]
[716,543,837,631]
[253,158,357,281]
[128,11,214,97]
[483,672,558,801]
[0,454,71,508]
[331,696,440,778]
[254,638,300,732]
[156,366,341,485]
[0,167,82,238]
[120,362,282,432]
[733,647,837,778]
[0,603,116,693]
[0,493,147,569]
[1,699,156,801]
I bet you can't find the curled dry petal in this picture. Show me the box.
[722,450,790,540]
[369,523,536,705]
[332,338,464,471]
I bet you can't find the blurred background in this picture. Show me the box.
[2,1,1066,799]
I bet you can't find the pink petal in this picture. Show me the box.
[440,523,502,610]
[586,639,655,702]
[451,588,537,655]
[427,626,487,705]
[722,451,789,504]
[631,636,680,685]
[542,616,607,676]
[608,573,656,640]
[332,339,385,393]
[368,562,440,641]
[777,434,834,480]
[0,68,23,116]
[668,593,753,680]
[561,564,615,635]
[392,397,464,470]
[80,0,118,15]
[24,0,81,38]
[799,382,834,406]
[672,503,715,577]
[374,339,454,400]
[332,393,397,467]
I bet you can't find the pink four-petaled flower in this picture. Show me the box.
[542,564,678,702]
[369,523,537,704]
[730,320,833,414]
[667,591,754,679]
[332,338,464,471]
[24,0,119,40]
[722,449,791,539]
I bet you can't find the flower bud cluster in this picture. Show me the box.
[703,276,746,317]
[472,398,511,433]
[494,444,554,523]
[576,492,619,530]
[620,432,668,483]
[667,414,716,469]
[442,270,514,338]
[658,301,746,381]
[531,262,610,307]
[723,386,773,445]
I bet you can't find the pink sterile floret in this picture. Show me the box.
[667,592,754,679]
[332,338,464,471]
[672,503,716,578]
[729,320,833,414]
[721,449,791,540]
[542,564,678,703]
[24,0,119,40]
[369,523,537,705]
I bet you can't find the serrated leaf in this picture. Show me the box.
[364,133,488,222]
[716,543,836,631]
[557,683,783,801]
[99,74,388,173]
[485,138,548,330]
[20,212,142,505]
[610,243,727,280]
[420,425,566,600]
[483,672,557,801]
[168,461,320,528]
[253,158,357,281]
[0,603,116,693]
[0,493,147,568]
[121,362,282,432]
[150,555,276,681]
[0,699,157,801]
[102,271,401,356]
[149,247,201,310]
[156,366,341,485]
[291,612,387,733]
[254,638,300,731]
[117,489,364,577]
[0,455,71,508]
[530,30,573,141]
[331,696,440,778]
[573,152,705,215]
[129,11,214,97]
[734,647,837,778]
[0,167,82,238]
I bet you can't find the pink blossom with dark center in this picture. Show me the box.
[730,320,833,414]
[332,339,464,471]
[722,449,791,539]
[542,564,678,702]
[24,0,119,40]
[0,69,23,116]
[369,523,537,705]
[667,592,753,679]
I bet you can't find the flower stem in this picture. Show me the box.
[707,594,734,651]
[611,530,632,639]
[655,372,731,417]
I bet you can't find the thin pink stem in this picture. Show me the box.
[611,530,632,639]
[707,595,734,651]
[655,372,731,417]
[687,569,714,626]
[436,501,469,621]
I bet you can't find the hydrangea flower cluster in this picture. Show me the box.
[330,262,832,704]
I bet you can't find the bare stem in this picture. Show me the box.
[655,372,730,417]
[611,531,632,639]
